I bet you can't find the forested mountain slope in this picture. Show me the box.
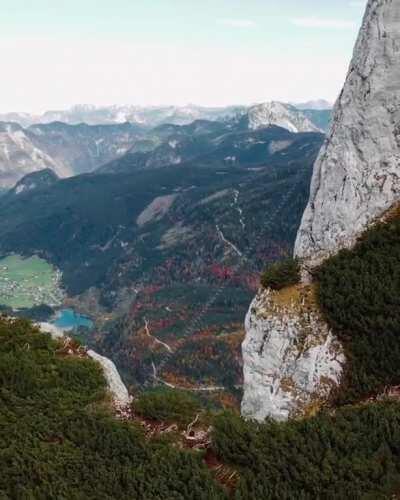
[317,206,400,403]
[0,126,323,400]
[99,122,323,174]
[0,318,225,499]
[3,294,400,499]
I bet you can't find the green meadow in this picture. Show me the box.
[0,255,63,309]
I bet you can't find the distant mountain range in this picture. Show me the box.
[0,101,332,129]
[100,119,322,175]
[0,122,71,187]
[0,102,332,188]
[0,104,246,128]
[0,121,144,187]
[293,99,333,110]
[0,119,324,395]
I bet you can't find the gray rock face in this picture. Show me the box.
[242,0,400,421]
[241,288,344,421]
[87,350,131,407]
[0,123,70,188]
[0,121,144,188]
[295,0,400,265]
[247,102,321,133]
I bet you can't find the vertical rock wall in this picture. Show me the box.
[241,288,344,421]
[295,0,400,265]
[242,0,400,421]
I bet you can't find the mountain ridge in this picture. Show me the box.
[0,101,331,127]
[0,103,330,188]
[0,121,145,187]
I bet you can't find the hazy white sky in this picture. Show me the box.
[1,0,367,113]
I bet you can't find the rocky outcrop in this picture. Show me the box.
[38,323,131,407]
[241,287,344,421]
[295,0,400,266]
[0,122,70,188]
[247,102,321,133]
[242,0,400,421]
[87,350,131,407]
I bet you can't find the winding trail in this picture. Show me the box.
[216,225,243,257]
[151,361,176,389]
[151,361,227,393]
[232,189,246,231]
[144,318,173,353]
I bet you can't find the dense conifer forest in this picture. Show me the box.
[3,212,400,499]
[213,404,400,498]
[316,211,400,402]
[134,388,202,425]
[4,314,400,499]
[0,318,224,499]
[209,211,400,499]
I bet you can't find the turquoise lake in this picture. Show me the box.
[52,308,93,330]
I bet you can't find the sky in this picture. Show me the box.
[0,0,368,113]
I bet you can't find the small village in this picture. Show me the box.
[0,256,64,309]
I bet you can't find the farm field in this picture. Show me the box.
[0,254,63,309]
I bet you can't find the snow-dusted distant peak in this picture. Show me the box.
[0,105,247,128]
[294,99,333,111]
[247,102,321,133]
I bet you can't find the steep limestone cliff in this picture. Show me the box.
[241,287,344,421]
[295,0,400,266]
[87,350,131,407]
[242,0,400,421]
